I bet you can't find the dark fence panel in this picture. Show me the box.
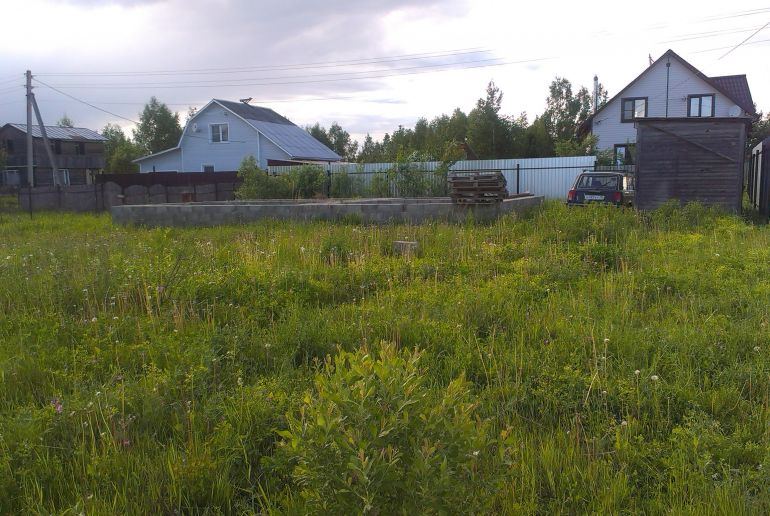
[95,171,240,188]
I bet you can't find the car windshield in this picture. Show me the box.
[576,175,619,190]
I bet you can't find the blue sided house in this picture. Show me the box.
[133,99,341,173]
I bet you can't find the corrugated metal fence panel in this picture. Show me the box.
[268,156,597,198]
[519,156,597,198]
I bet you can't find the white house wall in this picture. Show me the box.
[258,133,291,168]
[592,58,743,151]
[179,104,289,171]
[138,148,181,173]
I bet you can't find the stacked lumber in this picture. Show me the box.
[448,172,507,204]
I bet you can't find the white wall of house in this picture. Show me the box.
[138,148,181,173]
[592,57,748,151]
[137,102,294,172]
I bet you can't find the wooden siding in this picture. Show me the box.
[635,118,747,212]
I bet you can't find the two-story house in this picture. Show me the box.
[133,99,341,173]
[582,49,755,166]
[0,123,107,186]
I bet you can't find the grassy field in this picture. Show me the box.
[1,202,769,514]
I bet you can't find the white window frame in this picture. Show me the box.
[202,164,215,173]
[210,123,229,143]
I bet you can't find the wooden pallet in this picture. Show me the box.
[448,172,507,204]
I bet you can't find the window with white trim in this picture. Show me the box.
[210,123,229,143]
[202,164,215,173]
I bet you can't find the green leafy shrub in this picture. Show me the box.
[368,173,391,197]
[286,165,326,198]
[277,344,492,514]
[235,156,291,199]
[330,171,353,197]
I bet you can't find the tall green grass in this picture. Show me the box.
[0,202,769,513]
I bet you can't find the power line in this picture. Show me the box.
[692,37,770,53]
[39,56,551,90]
[718,19,770,59]
[41,55,509,88]
[36,47,491,77]
[32,77,139,124]
[659,24,766,43]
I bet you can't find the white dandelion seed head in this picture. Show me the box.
[650,375,659,382]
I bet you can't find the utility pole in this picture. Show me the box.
[25,70,59,186]
[26,70,33,187]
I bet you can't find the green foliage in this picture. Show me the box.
[306,122,358,160]
[285,165,326,198]
[132,97,183,155]
[1,203,770,512]
[278,344,491,514]
[390,156,430,197]
[235,156,291,199]
[102,124,141,173]
[748,111,770,150]
[237,159,328,199]
[466,81,512,159]
[56,114,74,128]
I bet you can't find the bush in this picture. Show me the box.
[235,156,291,199]
[330,171,353,197]
[368,173,391,197]
[286,165,326,198]
[277,344,492,514]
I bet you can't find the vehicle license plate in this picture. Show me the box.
[585,195,605,200]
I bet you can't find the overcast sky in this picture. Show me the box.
[1,0,768,143]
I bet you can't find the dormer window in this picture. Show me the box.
[210,123,229,143]
[621,97,647,123]
[688,94,714,117]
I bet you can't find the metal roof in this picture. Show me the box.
[213,100,340,161]
[6,123,108,141]
[248,120,341,161]
[215,100,294,125]
[709,75,754,114]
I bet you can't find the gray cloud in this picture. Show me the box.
[2,0,471,134]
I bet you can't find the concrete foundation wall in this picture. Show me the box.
[111,196,544,227]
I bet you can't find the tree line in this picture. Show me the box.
[87,77,769,173]
[309,78,608,163]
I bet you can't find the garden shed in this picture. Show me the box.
[634,117,749,212]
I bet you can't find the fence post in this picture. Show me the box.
[516,163,520,195]
[326,167,332,198]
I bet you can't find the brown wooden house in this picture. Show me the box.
[0,123,107,186]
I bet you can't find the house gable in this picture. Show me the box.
[589,50,753,152]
